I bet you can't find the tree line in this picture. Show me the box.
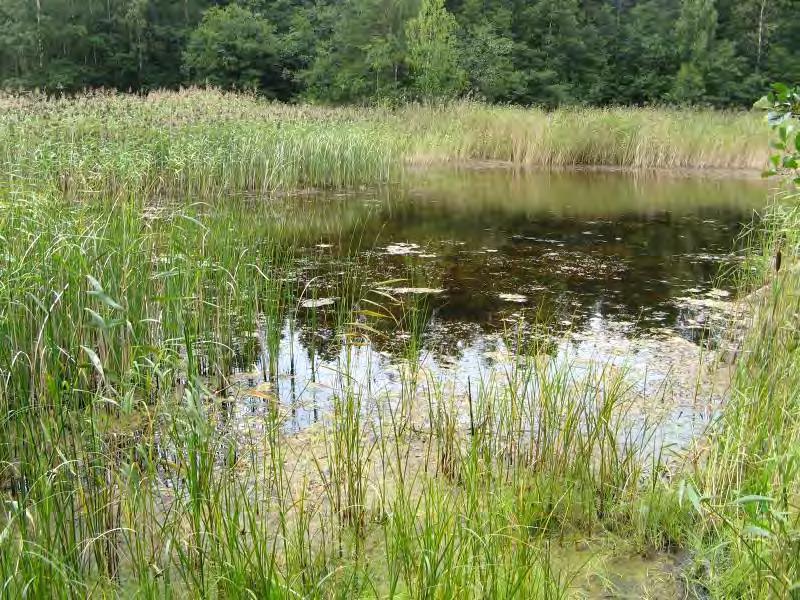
[1,0,797,106]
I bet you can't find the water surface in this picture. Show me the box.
[222,168,766,439]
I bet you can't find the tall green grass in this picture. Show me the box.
[0,91,402,196]
[0,89,768,199]
[0,180,694,597]
[677,190,800,598]
[0,88,792,598]
[402,102,768,170]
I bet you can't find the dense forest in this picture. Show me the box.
[0,0,797,106]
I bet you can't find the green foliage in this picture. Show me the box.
[0,0,796,105]
[457,23,519,102]
[672,63,706,105]
[757,83,800,182]
[610,0,680,104]
[511,0,595,106]
[686,84,800,598]
[303,0,415,103]
[405,0,466,100]
[183,5,282,94]
[670,0,716,102]
[675,0,717,65]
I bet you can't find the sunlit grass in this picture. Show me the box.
[0,89,768,199]
[0,88,792,598]
[0,183,692,597]
[404,102,767,170]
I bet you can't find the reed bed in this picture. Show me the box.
[403,103,768,170]
[0,89,768,199]
[0,185,690,597]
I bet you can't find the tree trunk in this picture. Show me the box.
[756,0,767,71]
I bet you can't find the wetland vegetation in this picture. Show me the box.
[0,88,799,599]
[0,90,769,196]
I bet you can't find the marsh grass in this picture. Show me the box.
[675,191,800,598]
[0,89,791,598]
[0,89,768,200]
[0,176,699,598]
[402,102,768,170]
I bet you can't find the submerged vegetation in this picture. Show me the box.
[0,87,798,598]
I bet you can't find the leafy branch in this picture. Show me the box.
[756,83,800,183]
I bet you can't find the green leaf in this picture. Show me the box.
[772,82,789,99]
[686,482,702,513]
[734,495,774,505]
[346,321,383,336]
[356,309,389,320]
[742,524,772,539]
[86,275,123,311]
[753,95,771,110]
[678,479,704,513]
[81,345,105,382]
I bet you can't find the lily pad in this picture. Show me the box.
[498,293,527,303]
[300,297,337,308]
[385,243,420,255]
[381,287,444,295]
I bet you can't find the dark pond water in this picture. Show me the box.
[222,168,766,438]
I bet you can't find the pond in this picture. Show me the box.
[217,168,766,444]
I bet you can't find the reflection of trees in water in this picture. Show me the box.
[400,169,765,220]
[203,173,758,378]
[295,322,342,364]
[221,215,741,375]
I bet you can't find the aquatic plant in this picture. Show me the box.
[0,87,792,598]
[0,179,692,597]
[403,101,768,170]
[672,84,800,598]
[0,90,768,200]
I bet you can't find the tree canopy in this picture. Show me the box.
[0,0,796,106]
[184,5,283,93]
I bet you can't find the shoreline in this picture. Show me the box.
[405,158,767,180]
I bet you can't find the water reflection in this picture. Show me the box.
[283,168,763,342]
[213,168,764,446]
